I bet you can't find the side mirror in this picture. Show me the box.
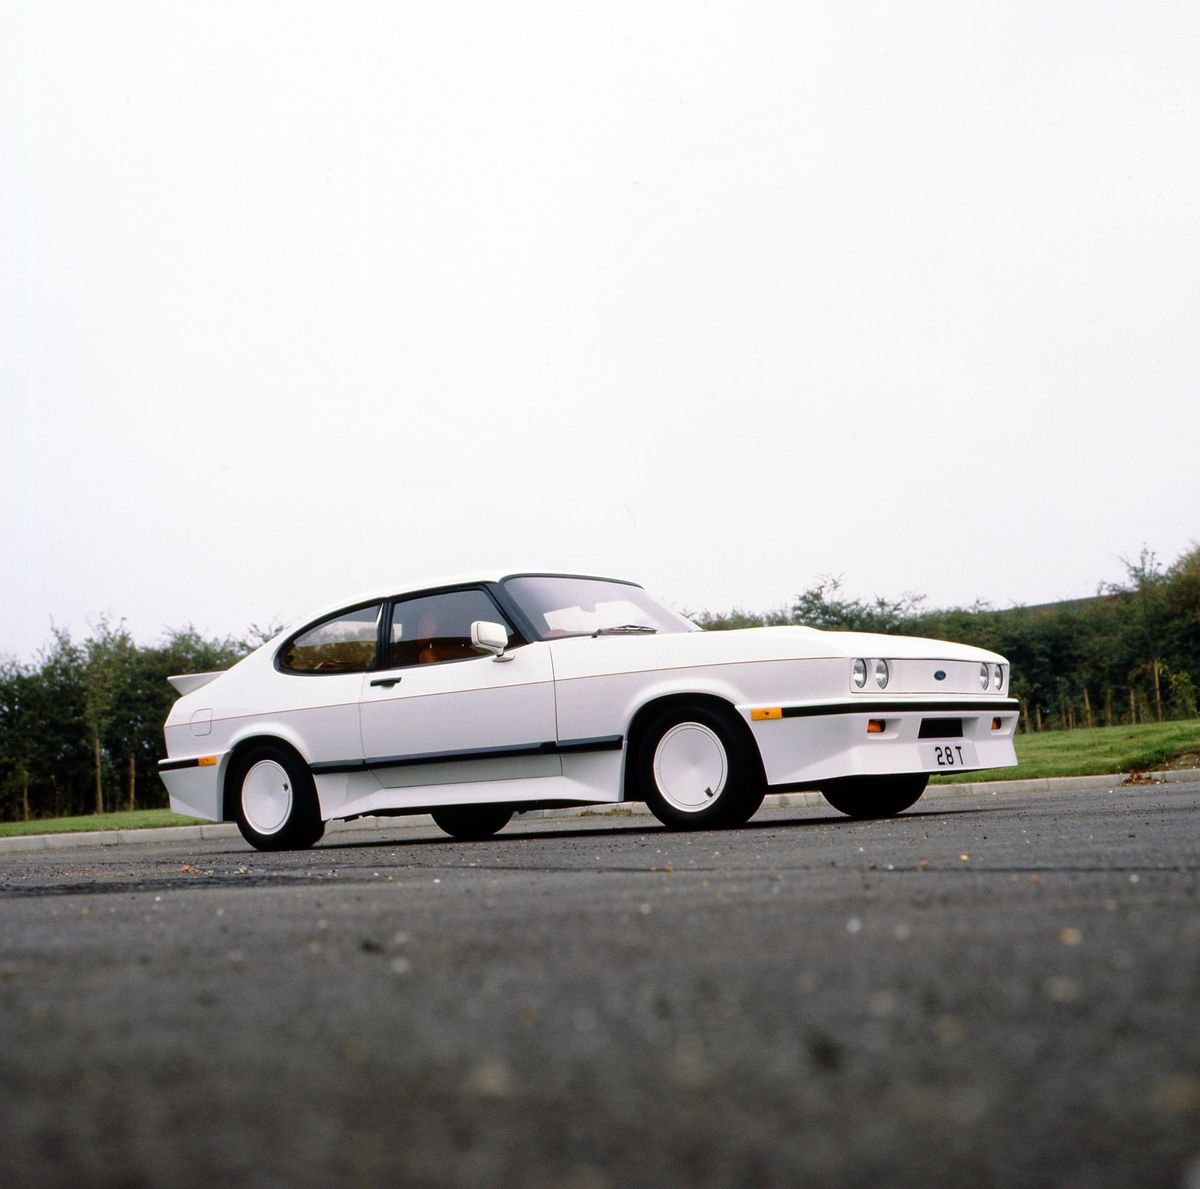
[470,620,512,661]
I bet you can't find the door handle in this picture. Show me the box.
[370,676,402,688]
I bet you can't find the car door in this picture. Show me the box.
[358,587,560,790]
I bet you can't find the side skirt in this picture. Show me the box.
[313,745,627,822]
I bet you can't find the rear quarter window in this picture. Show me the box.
[278,604,382,673]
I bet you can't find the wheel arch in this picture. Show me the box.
[221,733,312,821]
[622,692,764,801]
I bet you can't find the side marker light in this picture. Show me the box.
[751,708,782,721]
[198,755,218,766]
[867,719,886,734]
[991,718,1002,731]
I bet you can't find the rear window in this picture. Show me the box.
[278,604,382,673]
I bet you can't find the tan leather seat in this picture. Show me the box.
[418,639,475,664]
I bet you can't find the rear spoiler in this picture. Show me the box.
[167,671,225,695]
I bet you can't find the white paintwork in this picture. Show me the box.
[746,704,1019,786]
[168,671,225,695]
[360,647,555,766]
[470,620,509,657]
[159,571,1019,830]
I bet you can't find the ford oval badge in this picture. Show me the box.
[934,670,947,681]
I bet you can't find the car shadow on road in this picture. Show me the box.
[317,802,1010,851]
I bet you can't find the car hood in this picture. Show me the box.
[547,624,1007,680]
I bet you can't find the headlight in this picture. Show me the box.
[852,658,867,689]
[979,663,990,690]
[874,659,890,689]
[992,664,1004,691]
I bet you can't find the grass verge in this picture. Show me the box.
[933,718,1200,783]
[0,808,208,839]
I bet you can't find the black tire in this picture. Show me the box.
[636,703,765,831]
[432,805,514,840]
[820,774,929,819]
[231,743,326,851]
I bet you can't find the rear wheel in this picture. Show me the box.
[432,805,514,840]
[637,704,765,831]
[232,744,325,851]
[821,773,929,819]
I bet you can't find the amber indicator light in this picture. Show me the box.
[867,719,886,734]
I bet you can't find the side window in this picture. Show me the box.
[279,604,381,674]
[387,589,519,668]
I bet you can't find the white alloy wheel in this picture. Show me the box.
[240,759,293,836]
[651,722,729,813]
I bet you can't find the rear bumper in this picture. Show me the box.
[158,753,226,821]
[742,698,1019,786]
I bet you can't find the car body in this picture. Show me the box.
[159,572,1019,849]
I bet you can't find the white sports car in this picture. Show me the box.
[159,572,1019,850]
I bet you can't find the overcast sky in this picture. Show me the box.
[3,1,1198,659]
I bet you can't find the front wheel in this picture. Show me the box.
[232,744,325,851]
[636,704,765,831]
[432,805,514,840]
[820,774,929,819]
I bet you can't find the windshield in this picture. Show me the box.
[502,576,698,639]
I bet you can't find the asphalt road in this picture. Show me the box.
[2,785,1198,1188]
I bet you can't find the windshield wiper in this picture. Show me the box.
[592,624,658,637]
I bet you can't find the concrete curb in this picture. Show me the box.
[1,768,1197,855]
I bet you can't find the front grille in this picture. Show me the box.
[918,718,963,739]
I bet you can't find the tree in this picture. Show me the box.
[0,622,250,822]
[1163,544,1200,680]
[791,575,926,633]
[0,663,37,820]
[79,619,140,814]
[689,607,793,631]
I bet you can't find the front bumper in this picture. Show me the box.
[742,698,1020,787]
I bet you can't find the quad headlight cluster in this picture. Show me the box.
[851,657,890,690]
[851,659,1007,692]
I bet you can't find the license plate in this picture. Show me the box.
[921,742,977,770]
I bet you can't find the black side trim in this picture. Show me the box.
[309,735,624,777]
[158,758,201,772]
[780,699,1019,719]
[554,735,625,754]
